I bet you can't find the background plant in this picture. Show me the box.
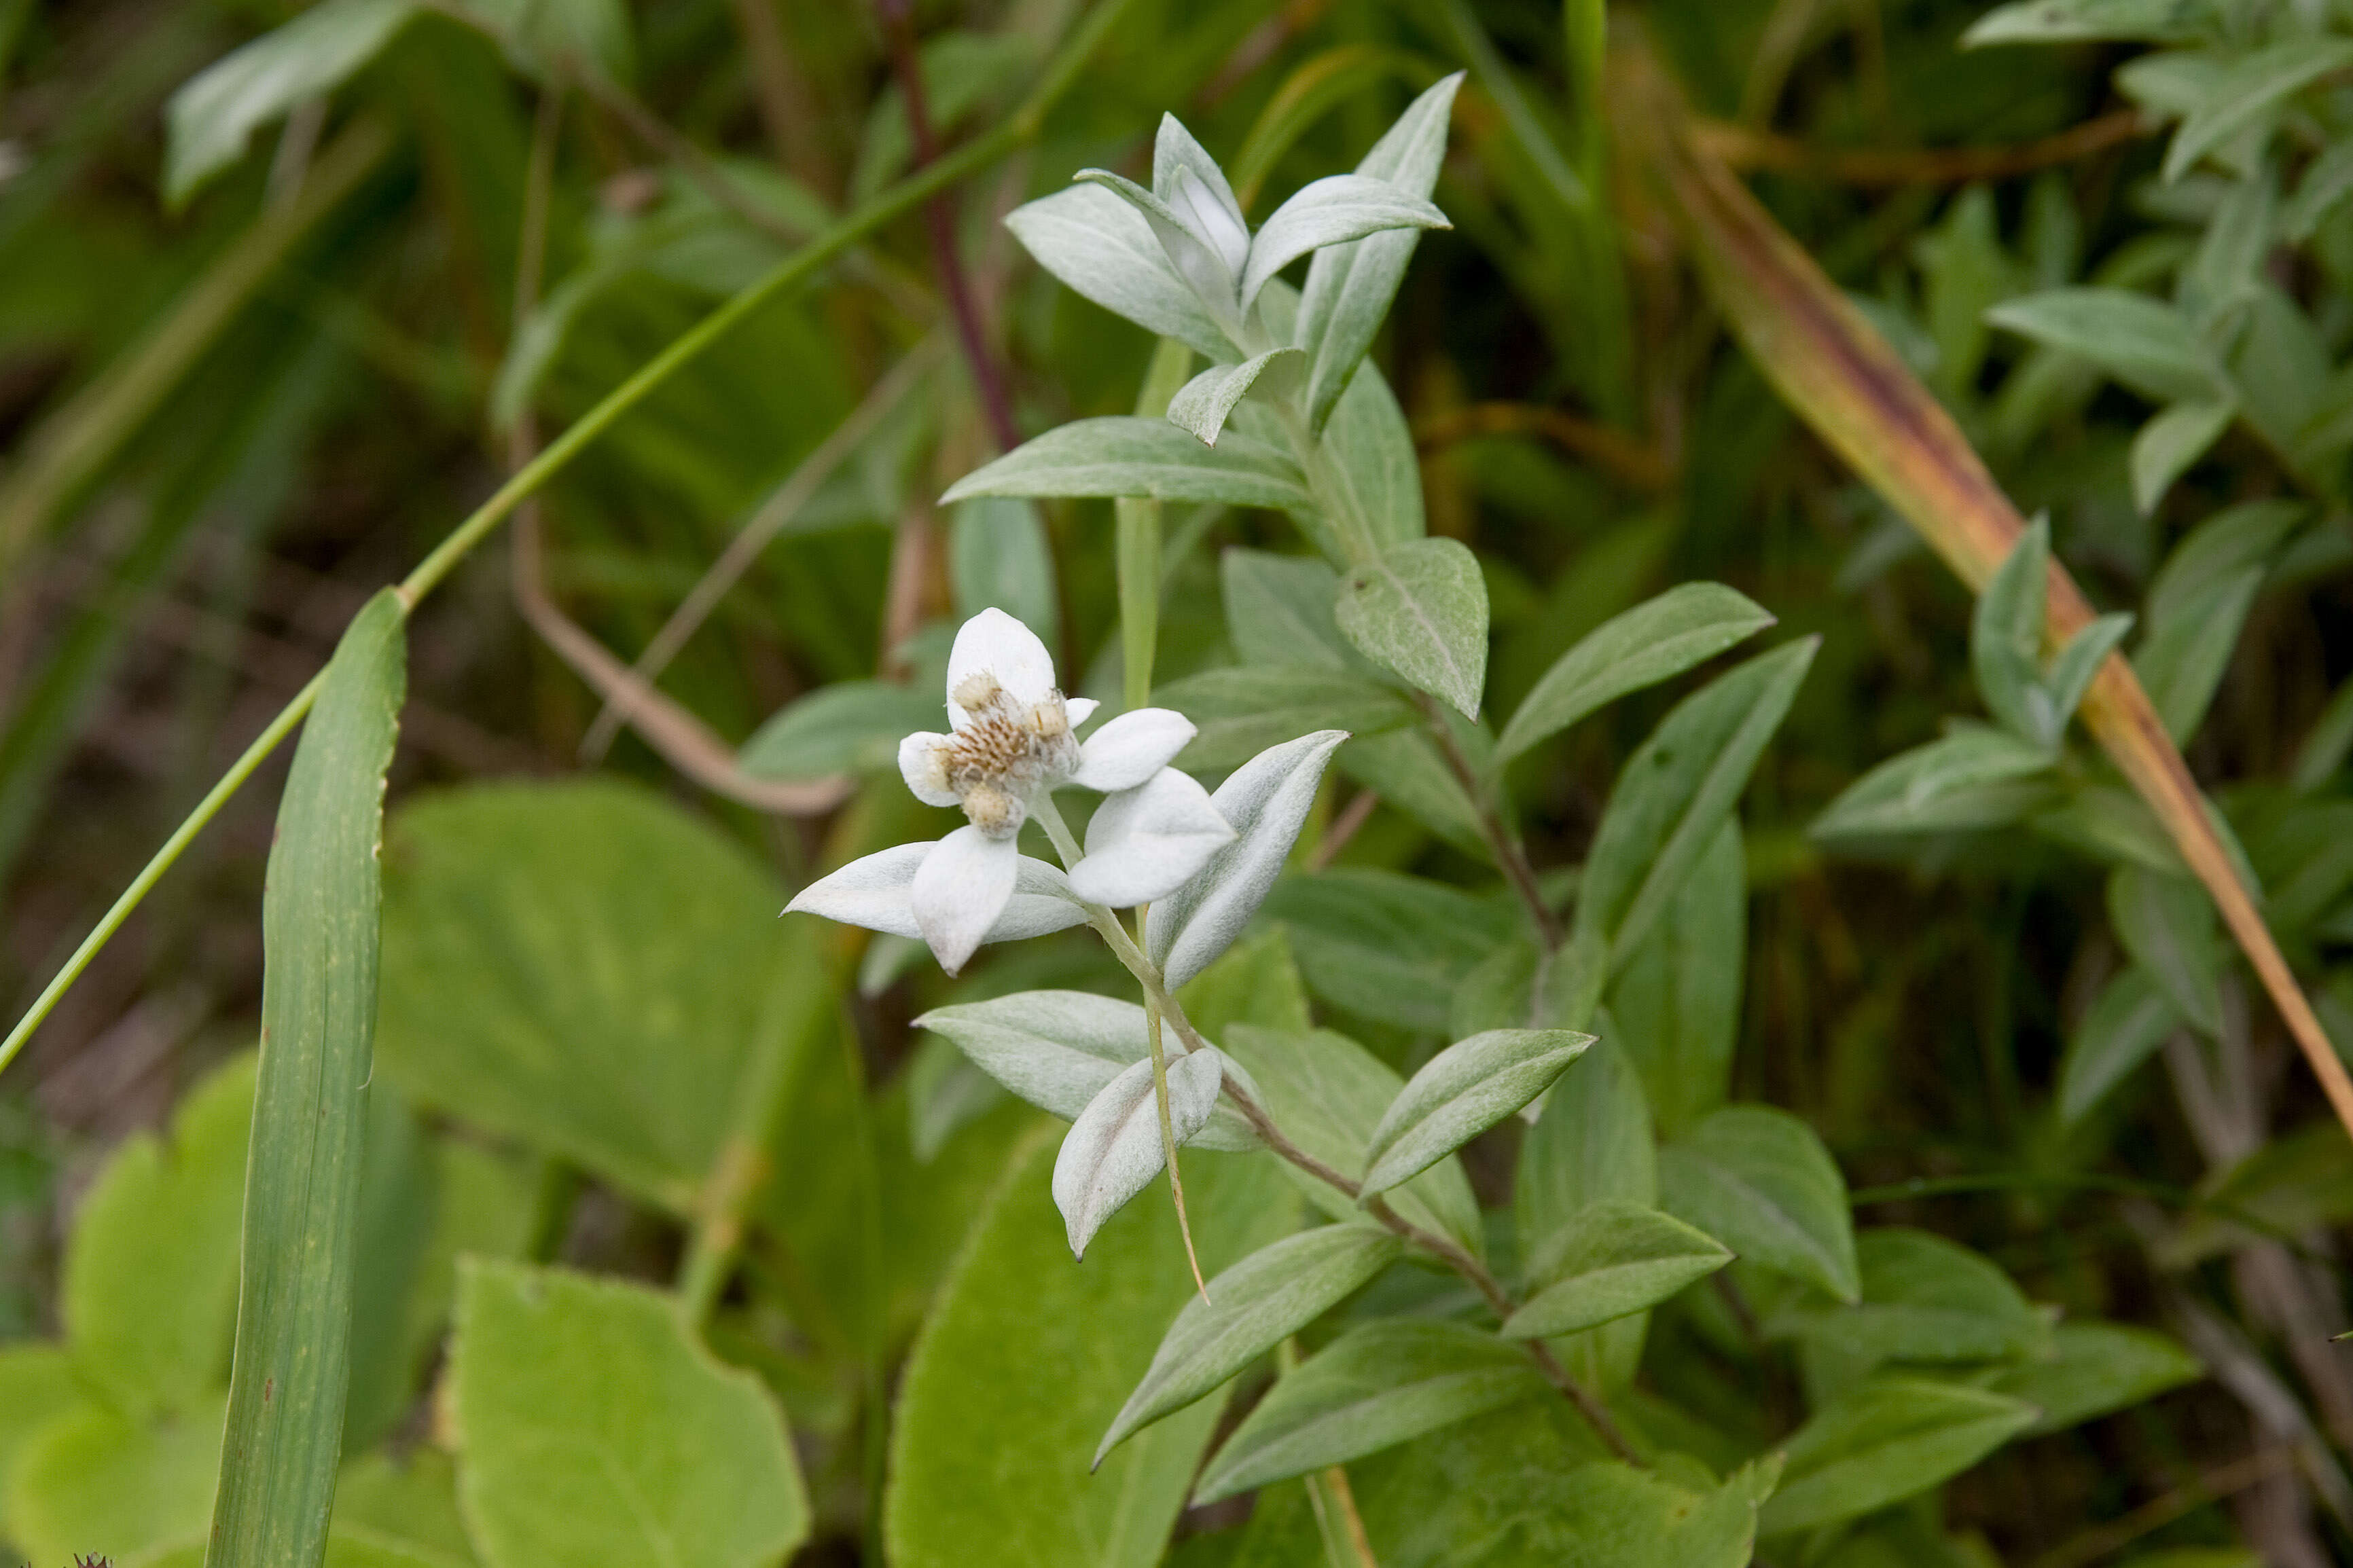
[0,0,2350,1564]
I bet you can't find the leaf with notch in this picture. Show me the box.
[1360,1029,1593,1197]
[1497,583,1776,763]
[1190,1320,1542,1504]
[1505,1201,1731,1340]
[1335,536,1488,717]
[1095,1224,1401,1465]
[1659,1106,1858,1303]
[941,418,1310,511]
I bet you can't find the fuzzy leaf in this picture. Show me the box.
[1810,724,2059,841]
[1759,1377,2036,1534]
[1658,1106,1858,1302]
[1166,348,1302,447]
[941,418,1311,510]
[1359,1029,1593,1197]
[1985,290,2215,403]
[2107,863,2223,1036]
[1504,1201,1731,1340]
[1335,536,1489,716]
[1240,175,1449,309]
[1004,183,1232,360]
[1972,518,2052,746]
[2130,399,2235,515]
[1497,583,1776,763]
[1156,666,1412,769]
[2057,966,2181,1123]
[1052,1051,1224,1258]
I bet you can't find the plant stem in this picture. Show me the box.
[1414,691,1562,948]
[0,0,1143,1076]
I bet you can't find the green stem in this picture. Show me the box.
[0,0,1142,1077]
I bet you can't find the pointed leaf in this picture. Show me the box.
[1147,729,1347,989]
[1986,289,2216,403]
[2135,498,2304,742]
[2108,863,2223,1035]
[1972,518,2053,746]
[1166,348,1303,447]
[1497,583,1776,762]
[1659,1106,1858,1302]
[2045,612,2136,737]
[1155,666,1412,769]
[1053,1051,1224,1258]
[1335,536,1489,717]
[1513,1038,1656,1391]
[740,680,945,780]
[1191,1320,1543,1503]
[1240,174,1449,308]
[941,418,1312,510]
[1964,0,2216,44]
[1504,1201,1731,1339]
[2164,40,2353,182]
[1004,184,1233,361]
[1360,1029,1594,1197]
[1986,1321,2202,1435]
[2058,966,2181,1123]
[2130,399,2235,515]
[1095,1224,1401,1464]
[1759,1376,2037,1535]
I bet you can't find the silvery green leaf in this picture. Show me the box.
[1503,1201,1731,1340]
[1147,729,1348,989]
[1658,1106,1858,1302]
[1241,175,1450,312]
[1069,769,1235,908]
[1152,114,1251,276]
[786,844,1085,945]
[1759,1378,2037,1535]
[1573,640,1816,965]
[1321,356,1426,547]
[1985,290,2216,403]
[1972,518,2052,746]
[2107,863,2223,1035]
[1052,1050,1223,1258]
[2130,400,2235,516]
[2044,611,2136,737]
[940,418,1310,510]
[1337,729,1486,856]
[912,991,1261,1152]
[1808,723,2058,841]
[2163,39,2353,183]
[164,0,418,206]
[1496,583,1776,763]
[1299,73,1465,429]
[2056,966,2180,1123]
[1003,184,1233,361]
[740,681,944,780]
[1962,0,2215,45]
[1166,348,1304,448]
[1094,1224,1401,1465]
[1359,1029,1594,1197]
[1189,1319,1541,1504]
[1156,666,1412,771]
[1986,1322,2202,1436]
[2134,498,2304,742]
[1075,169,1244,335]
[1220,550,1357,671]
[1335,536,1488,717]
[1513,1036,1653,1391]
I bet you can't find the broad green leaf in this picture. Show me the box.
[2134,499,2303,742]
[1052,1049,1225,1258]
[1259,868,1517,1032]
[451,1260,808,1568]
[1334,536,1489,717]
[1659,1106,1858,1303]
[2108,864,2223,1035]
[1005,181,1232,361]
[1809,725,2058,842]
[1496,583,1776,763]
[1574,640,1816,966]
[1166,348,1302,447]
[2130,400,2235,515]
[1191,1321,1543,1504]
[2058,966,2182,1123]
[740,680,944,780]
[1795,1230,2051,1400]
[1515,1039,1656,1390]
[62,1055,254,1417]
[1359,1029,1593,1197]
[1986,1322,2202,1434]
[1759,1376,2036,1535]
[1972,519,2051,746]
[211,588,405,1568]
[1504,1201,1731,1340]
[915,990,1259,1152]
[377,780,805,1210]
[887,1132,1294,1568]
[1096,1223,1401,1463]
[1609,820,1743,1137]
[6,1396,223,1566]
[1157,665,1413,769]
[1986,290,2215,403]
[1147,729,1349,990]
[1223,1024,1484,1252]
[1297,73,1464,429]
[164,0,418,205]
[2164,40,2353,182]
[941,418,1312,511]
[950,496,1059,645]
[1219,549,1358,670]
[1964,0,2216,45]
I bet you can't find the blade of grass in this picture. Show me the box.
[204,587,405,1568]
[1617,26,2353,1143]
[0,0,1143,1078]
[0,118,392,583]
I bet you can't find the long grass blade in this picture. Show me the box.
[1616,28,2353,1142]
[205,587,406,1568]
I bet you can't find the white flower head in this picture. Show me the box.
[787,609,1234,975]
